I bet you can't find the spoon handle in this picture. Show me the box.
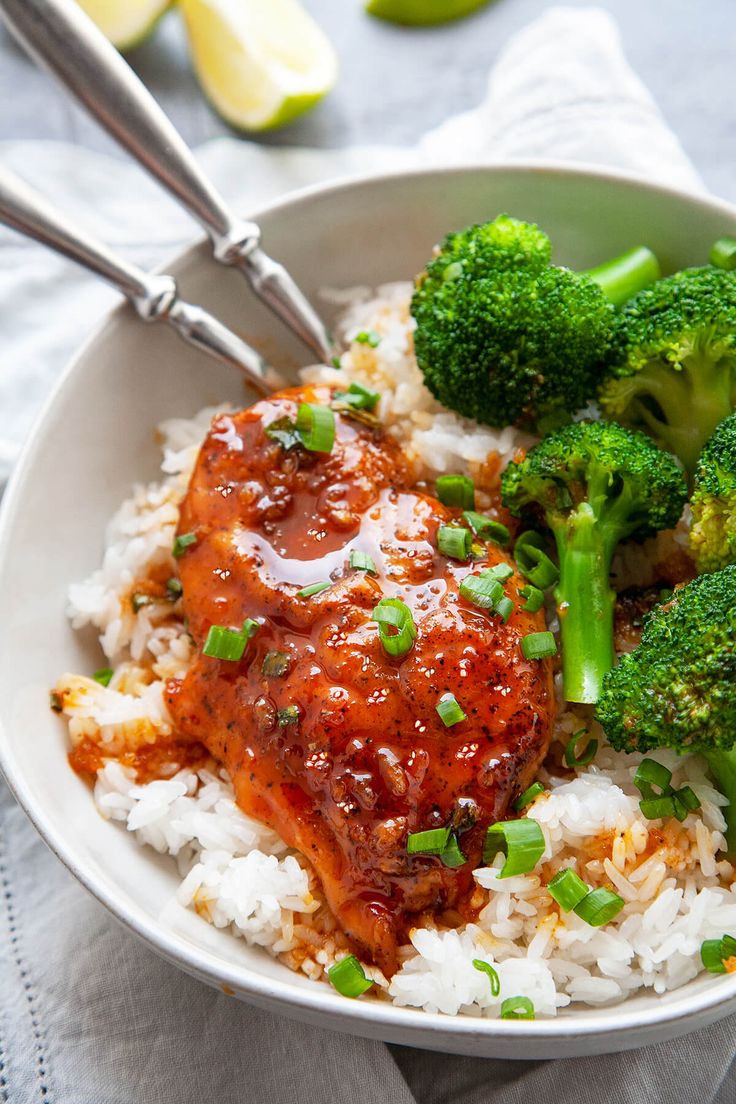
[0,0,333,361]
[0,163,283,392]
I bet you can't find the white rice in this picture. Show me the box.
[56,284,736,1017]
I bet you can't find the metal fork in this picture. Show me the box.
[0,0,334,363]
[0,163,285,393]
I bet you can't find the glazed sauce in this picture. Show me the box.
[165,385,554,973]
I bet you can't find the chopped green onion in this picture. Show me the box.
[264,416,301,451]
[297,580,331,598]
[372,598,417,657]
[297,403,335,453]
[166,577,183,598]
[564,729,599,768]
[500,996,535,1020]
[710,237,736,271]
[172,532,196,558]
[262,651,290,678]
[548,868,589,912]
[407,826,451,856]
[518,546,558,589]
[327,955,373,997]
[494,596,514,623]
[639,795,677,820]
[520,631,557,660]
[436,474,475,509]
[438,525,472,560]
[350,550,377,574]
[462,512,510,545]
[335,380,381,411]
[472,959,501,997]
[440,833,467,868]
[633,758,672,799]
[459,572,505,610]
[93,667,114,688]
[277,705,300,726]
[514,782,544,811]
[331,354,342,369]
[203,620,258,662]
[701,938,728,974]
[674,785,701,815]
[483,818,545,877]
[354,329,381,347]
[487,563,514,582]
[131,592,153,612]
[436,692,466,727]
[518,584,544,613]
[573,887,625,927]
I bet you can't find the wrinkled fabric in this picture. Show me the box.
[1,6,733,1103]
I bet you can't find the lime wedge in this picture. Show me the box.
[179,0,338,132]
[76,0,172,50]
[366,0,491,25]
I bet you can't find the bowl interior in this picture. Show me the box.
[2,164,736,1058]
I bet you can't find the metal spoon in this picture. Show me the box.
[0,163,285,393]
[0,0,334,363]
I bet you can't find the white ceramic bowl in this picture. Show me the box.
[2,163,736,1059]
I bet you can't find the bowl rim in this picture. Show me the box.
[3,157,736,1049]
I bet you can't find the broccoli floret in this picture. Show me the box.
[690,414,736,572]
[411,215,660,432]
[599,266,736,477]
[596,566,736,850]
[501,421,687,704]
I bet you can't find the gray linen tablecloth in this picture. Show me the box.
[1,4,735,1101]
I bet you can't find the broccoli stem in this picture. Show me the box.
[702,750,736,854]
[553,503,616,704]
[584,247,661,308]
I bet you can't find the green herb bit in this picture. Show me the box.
[436,474,475,509]
[372,598,417,657]
[93,667,114,688]
[277,705,300,727]
[483,818,545,877]
[500,996,535,1020]
[297,402,336,453]
[131,593,153,613]
[438,525,472,561]
[436,693,466,728]
[297,580,331,598]
[354,330,381,348]
[573,887,625,927]
[407,826,451,856]
[203,619,259,662]
[166,577,183,599]
[633,758,672,798]
[439,833,467,868]
[518,584,544,614]
[520,631,557,660]
[564,728,599,768]
[262,651,290,678]
[472,959,501,997]
[264,416,302,451]
[172,532,197,558]
[547,867,589,912]
[514,782,544,811]
[701,934,736,974]
[462,511,510,545]
[459,572,505,611]
[350,550,377,574]
[331,354,342,369]
[487,563,514,582]
[327,955,373,997]
[334,381,380,411]
[494,595,514,623]
[516,543,559,589]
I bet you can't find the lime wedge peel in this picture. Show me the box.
[76,0,173,51]
[179,0,338,133]
[365,0,492,26]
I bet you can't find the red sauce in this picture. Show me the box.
[69,736,211,784]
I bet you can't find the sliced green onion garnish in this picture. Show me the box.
[277,705,300,726]
[296,402,336,453]
[564,729,599,768]
[573,887,625,927]
[521,547,558,589]
[350,550,377,574]
[518,584,544,613]
[500,996,535,1020]
[462,511,510,545]
[436,692,466,727]
[639,795,677,820]
[203,620,258,662]
[494,596,514,623]
[262,651,290,678]
[674,785,701,815]
[483,818,545,877]
[438,525,472,560]
[440,833,467,868]
[710,237,736,270]
[634,758,672,798]
[327,955,373,997]
[335,381,381,411]
[407,826,451,856]
[166,577,183,598]
[372,598,417,657]
[93,667,114,688]
[701,938,728,974]
[487,563,514,582]
[459,572,505,610]
[520,631,557,660]
[514,782,544,811]
[548,868,589,912]
[331,354,342,369]
[131,593,153,612]
[354,329,381,347]
[472,959,501,996]
[297,580,331,598]
[243,619,259,640]
[264,416,302,451]
[436,474,475,509]
[172,532,196,558]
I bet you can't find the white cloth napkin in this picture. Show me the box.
[2,7,733,1103]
